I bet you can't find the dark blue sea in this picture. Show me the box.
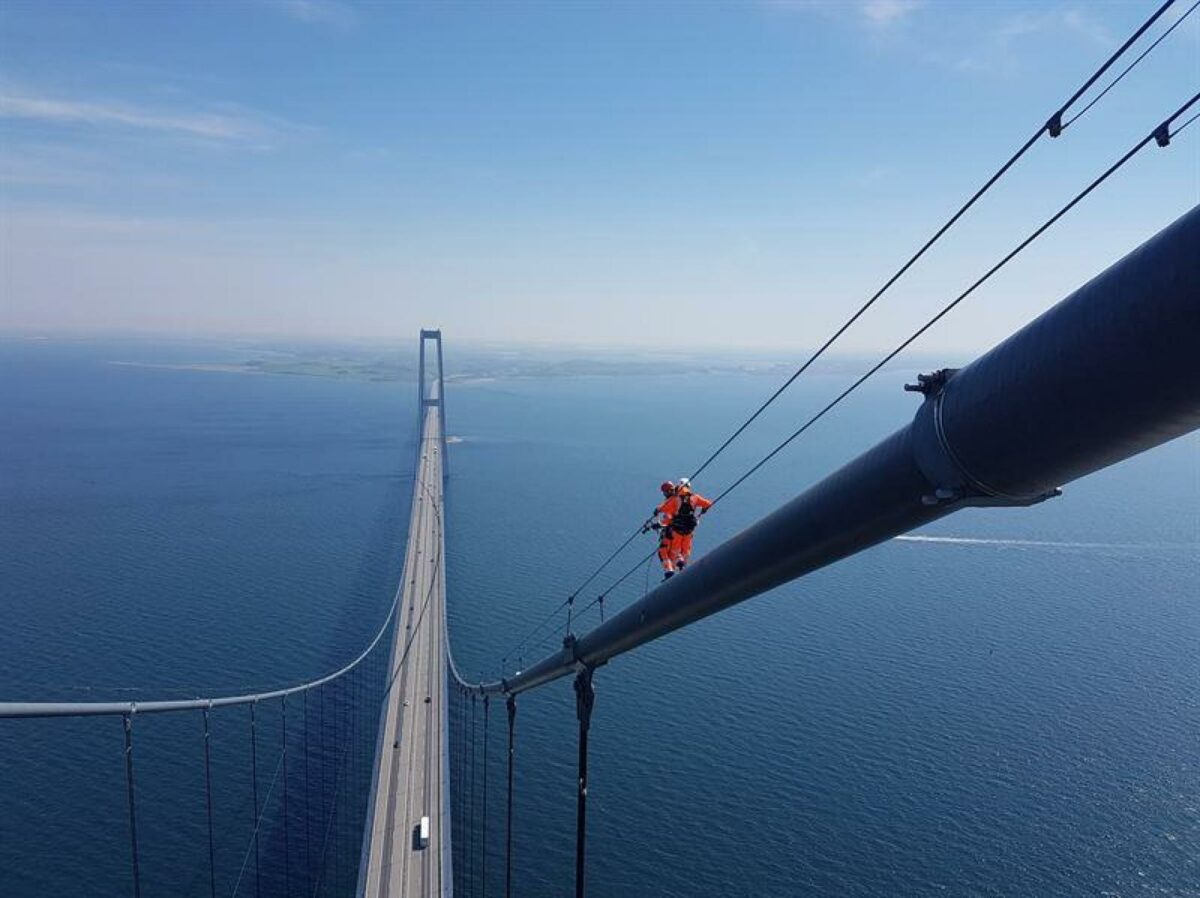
[2,337,1197,897]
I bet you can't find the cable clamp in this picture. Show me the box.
[904,368,959,397]
[1047,111,1064,138]
[1153,123,1171,147]
[909,370,1061,509]
[562,633,580,669]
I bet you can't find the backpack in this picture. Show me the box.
[672,494,697,535]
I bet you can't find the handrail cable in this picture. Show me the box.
[1061,0,1199,130]
[703,91,1200,509]
[566,550,658,637]
[683,0,1178,489]
[1173,108,1200,135]
[519,88,1200,676]
[491,0,1181,654]
[495,520,652,672]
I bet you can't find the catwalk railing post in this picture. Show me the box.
[505,694,516,898]
[574,669,595,898]
[122,712,142,898]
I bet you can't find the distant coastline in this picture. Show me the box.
[103,343,910,384]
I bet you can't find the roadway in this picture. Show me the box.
[360,405,450,897]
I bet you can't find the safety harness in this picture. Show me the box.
[672,494,698,535]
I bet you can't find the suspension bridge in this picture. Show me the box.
[2,202,1196,897]
[360,332,451,896]
[1,6,1199,893]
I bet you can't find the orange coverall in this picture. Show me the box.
[654,495,678,572]
[658,489,713,566]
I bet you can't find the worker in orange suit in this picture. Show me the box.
[666,477,712,570]
[647,481,678,579]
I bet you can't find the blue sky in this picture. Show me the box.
[1,0,1197,350]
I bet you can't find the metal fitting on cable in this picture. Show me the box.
[904,368,959,396]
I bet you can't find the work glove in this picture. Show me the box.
[650,522,662,531]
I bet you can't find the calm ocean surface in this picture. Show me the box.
[2,338,1197,897]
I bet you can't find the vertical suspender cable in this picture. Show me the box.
[202,705,216,898]
[332,678,341,893]
[463,688,470,894]
[353,666,361,823]
[322,682,328,852]
[319,681,327,877]
[249,702,261,898]
[573,671,595,898]
[122,712,142,898]
[357,662,362,830]
[347,669,354,868]
[282,695,292,897]
[461,690,467,896]
[453,686,463,893]
[450,687,455,884]
[504,695,516,898]
[469,692,477,898]
[457,688,465,890]
[481,695,490,898]
[331,679,338,894]
[357,666,363,826]
[452,687,459,889]
[303,689,312,895]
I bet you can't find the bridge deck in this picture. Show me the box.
[360,406,449,897]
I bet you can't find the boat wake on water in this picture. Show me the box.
[894,535,1190,552]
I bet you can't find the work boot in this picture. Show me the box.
[676,561,686,570]
[663,570,674,580]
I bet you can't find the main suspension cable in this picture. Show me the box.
[491,0,1183,653]
[538,91,1198,659]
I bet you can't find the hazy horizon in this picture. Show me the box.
[3,1,1197,352]
[0,326,991,366]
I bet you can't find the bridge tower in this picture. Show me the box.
[418,328,449,478]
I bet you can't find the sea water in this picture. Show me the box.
[2,338,1197,897]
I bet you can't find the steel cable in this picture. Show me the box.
[1061,0,1199,131]
[681,0,1179,488]
[704,91,1200,509]
[487,0,1183,652]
